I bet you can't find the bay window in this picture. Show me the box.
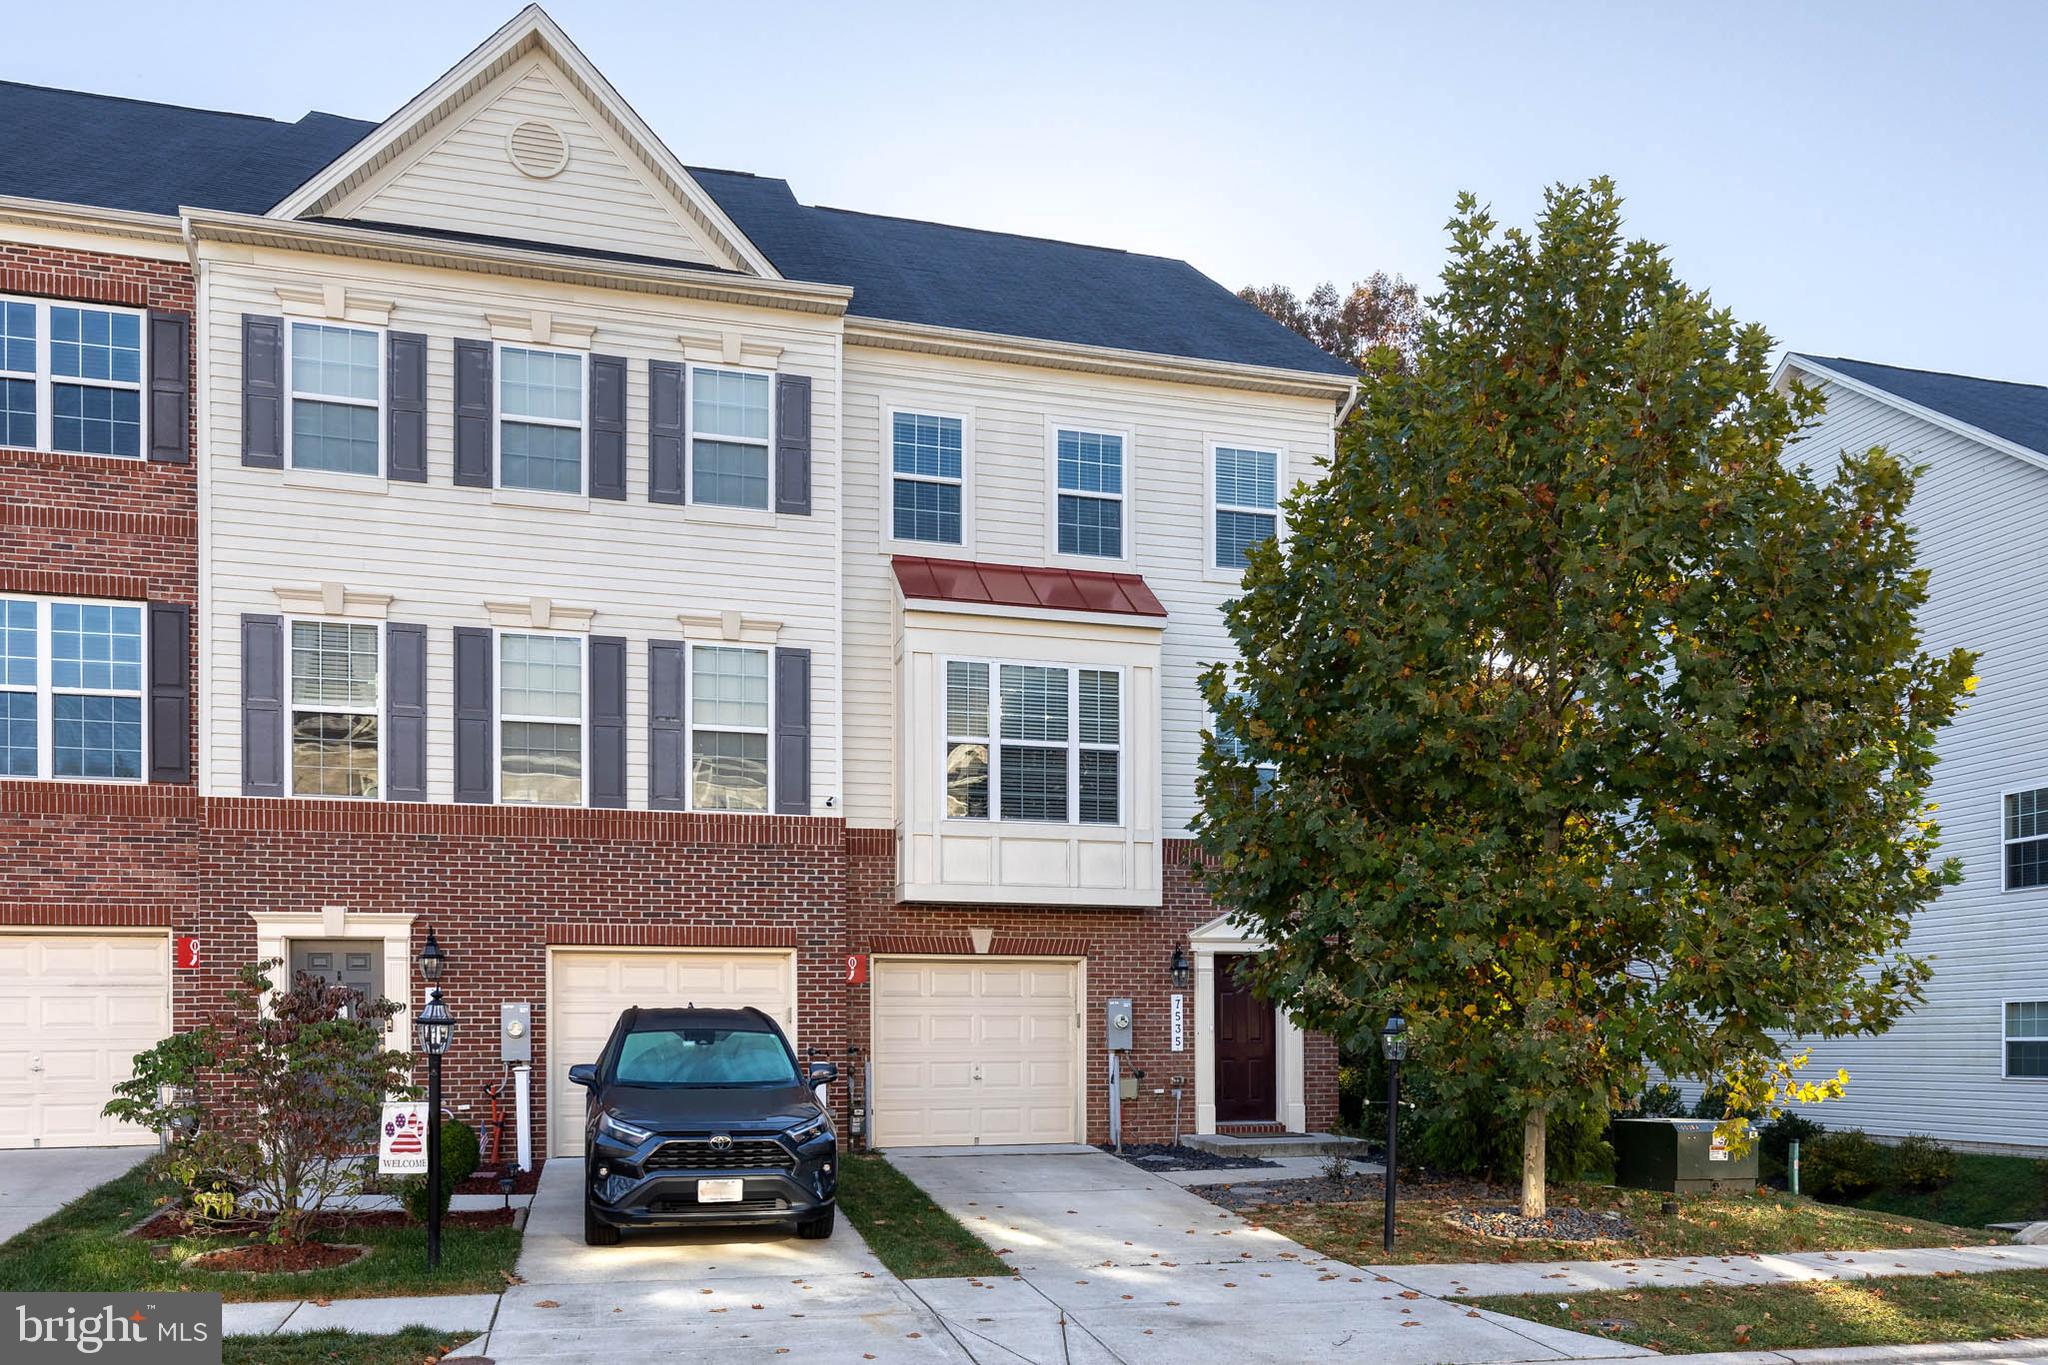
[499,632,583,804]
[691,644,770,810]
[288,620,380,796]
[944,659,1121,824]
[0,596,145,780]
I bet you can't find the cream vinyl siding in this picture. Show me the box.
[1773,372,2048,1153]
[197,248,840,809]
[333,56,735,270]
[0,932,170,1148]
[841,345,1336,835]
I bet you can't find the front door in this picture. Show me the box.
[1214,956,1275,1123]
[289,940,385,1015]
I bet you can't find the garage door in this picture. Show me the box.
[548,949,796,1157]
[872,958,1080,1147]
[0,933,170,1149]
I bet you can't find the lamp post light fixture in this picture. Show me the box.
[1169,945,1191,990]
[418,928,446,984]
[415,986,454,1269]
[1380,1014,1408,1254]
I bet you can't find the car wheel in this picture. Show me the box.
[584,1198,621,1246]
[795,1206,835,1240]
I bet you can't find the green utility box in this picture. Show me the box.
[1611,1118,1758,1194]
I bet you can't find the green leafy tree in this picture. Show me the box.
[1239,273,1423,370]
[1198,179,1975,1218]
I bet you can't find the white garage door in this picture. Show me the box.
[872,958,1080,1147]
[548,949,796,1157]
[0,933,170,1149]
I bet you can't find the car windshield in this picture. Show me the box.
[612,1025,799,1087]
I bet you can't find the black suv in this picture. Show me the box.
[569,1006,838,1245]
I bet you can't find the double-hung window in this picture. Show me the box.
[288,620,380,797]
[691,644,770,811]
[891,411,964,544]
[2004,787,2048,890]
[499,632,583,804]
[1213,446,1280,568]
[0,596,145,780]
[499,346,584,493]
[0,296,145,458]
[691,367,773,509]
[1055,428,1124,558]
[288,323,381,475]
[943,660,1121,824]
[2007,1002,2048,1079]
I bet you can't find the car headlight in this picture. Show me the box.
[784,1114,831,1145]
[597,1112,652,1145]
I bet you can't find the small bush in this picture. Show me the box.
[1887,1133,1958,1193]
[1758,1112,1825,1179]
[1623,1082,1689,1118]
[396,1117,481,1224]
[1805,1129,1887,1200]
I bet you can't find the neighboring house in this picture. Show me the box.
[0,7,1355,1153]
[1776,354,2048,1156]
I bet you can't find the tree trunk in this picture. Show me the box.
[1521,1109,1547,1219]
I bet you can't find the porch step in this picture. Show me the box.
[1182,1130,1370,1159]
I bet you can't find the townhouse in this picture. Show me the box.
[0,8,1354,1155]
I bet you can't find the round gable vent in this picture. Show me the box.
[506,120,570,179]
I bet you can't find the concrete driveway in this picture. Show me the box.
[0,1146,151,1243]
[886,1144,1649,1365]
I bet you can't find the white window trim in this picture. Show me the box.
[283,615,385,801]
[0,293,148,461]
[284,320,385,479]
[495,341,589,496]
[1204,440,1287,581]
[686,641,776,814]
[1044,419,1135,567]
[940,655,1125,827]
[0,593,148,783]
[2000,784,2048,892]
[2003,997,2048,1081]
[494,627,588,809]
[881,400,975,554]
[687,362,777,513]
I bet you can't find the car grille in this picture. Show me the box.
[652,1196,790,1214]
[644,1138,795,1172]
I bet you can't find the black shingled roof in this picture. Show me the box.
[1796,355,2048,460]
[0,79,1350,378]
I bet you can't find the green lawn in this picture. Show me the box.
[0,1159,521,1301]
[1847,1151,2048,1231]
[224,1328,468,1365]
[1471,1268,2048,1355]
[836,1153,1013,1279]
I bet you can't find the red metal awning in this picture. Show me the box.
[891,556,1168,619]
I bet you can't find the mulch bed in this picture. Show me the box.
[457,1158,544,1196]
[1099,1142,1281,1172]
[1445,1206,1637,1243]
[133,1206,516,1240]
[184,1241,368,1273]
[1199,1168,1496,1211]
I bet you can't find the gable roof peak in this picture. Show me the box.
[1788,352,2048,466]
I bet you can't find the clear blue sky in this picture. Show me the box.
[12,1,2045,380]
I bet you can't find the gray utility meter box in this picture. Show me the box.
[1612,1118,1758,1194]
[500,1001,533,1063]
[1104,998,1134,1051]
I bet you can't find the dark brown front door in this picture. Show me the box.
[1215,957,1275,1123]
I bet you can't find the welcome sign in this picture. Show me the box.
[378,1102,430,1175]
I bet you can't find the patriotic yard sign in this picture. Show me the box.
[378,1103,429,1175]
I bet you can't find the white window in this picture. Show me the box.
[943,659,1121,824]
[0,295,146,459]
[498,345,584,494]
[1213,446,1280,568]
[2005,788,2048,890]
[2007,1002,2048,1079]
[288,322,382,475]
[288,619,380,797]
[891,411,964,544]
[1054,428,1124,558]
[0,596,146,780]
[499,632,583,805]
[691,644,770,811]
[691,366,773,510]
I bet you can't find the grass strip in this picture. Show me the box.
[837,1153,1014,1279]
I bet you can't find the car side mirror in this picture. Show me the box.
[568,1063,598,1087]
[807,1062,839,1086]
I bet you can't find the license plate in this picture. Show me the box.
[697,1179,744,1204]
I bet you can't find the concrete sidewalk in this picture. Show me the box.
[223,1293,499,1338]
[1377,1242,2048,1298]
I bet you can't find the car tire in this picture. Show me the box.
[795,1206,836,1240]
[585,1199,621,1246]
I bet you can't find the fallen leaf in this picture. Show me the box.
[533,1300,558,1309]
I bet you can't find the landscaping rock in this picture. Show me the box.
[2017,1221,2048,1245]
[1097,1142,1279,1172]
[1444,1206,1637,1243]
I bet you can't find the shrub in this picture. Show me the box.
[1887,1133,1958,1193]
[396,1117,481,1224]
[1804,1129,1887,1200]
[1347,1047,1610,1181]
[1621,1082,1689,1118]
[1758,1112,1825,1179]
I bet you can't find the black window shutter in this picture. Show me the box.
[241,315,284,469]
[774,374,812,515]
[648,361,686,504]
[589,635,627,807]
[452,626,494,803]
[649,639,687,809]
[589,354,627,500]
[385,622,428,801]
[145,601,190,783]
[386,332,428,482]
[240,614,284,796]
[773,646,810,815]
[453,338,493,488]
[146,311,190,464]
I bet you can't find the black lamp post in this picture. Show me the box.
[1380,1014,1407,1254]
[419,929,446,985]
[416,986,453,1269]
[1169,945,1191,990]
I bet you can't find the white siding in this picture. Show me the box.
[198,248,840,810]
[1779,374,2048,1152]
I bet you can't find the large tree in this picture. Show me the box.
[1239,273,1423,369]
[1199,179,1975,1218]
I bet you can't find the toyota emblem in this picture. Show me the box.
[709,1133,733,1150]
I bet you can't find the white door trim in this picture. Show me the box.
[249,908,416,1054]
[1189,914,1306,1135]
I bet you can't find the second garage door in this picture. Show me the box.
[0,932,170,1149]
[871,958,1081,1147]
[548,949,796,1157]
